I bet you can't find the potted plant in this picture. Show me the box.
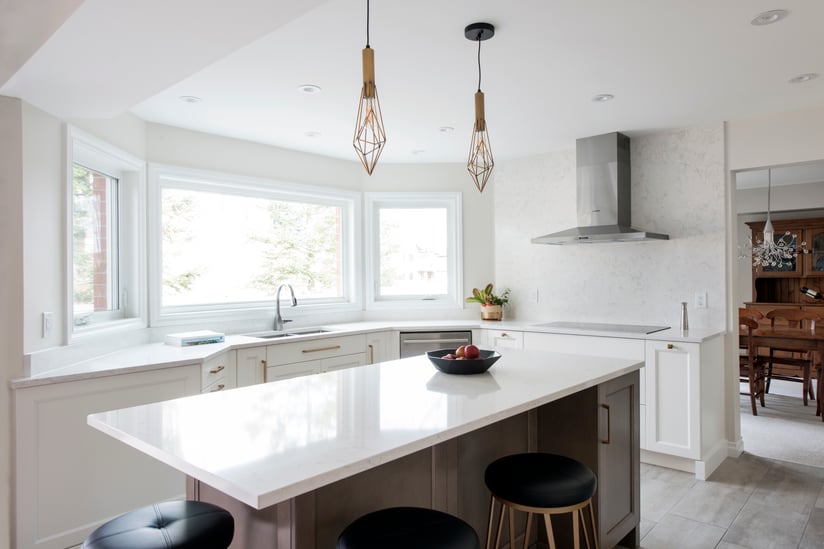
[466,283,511,321]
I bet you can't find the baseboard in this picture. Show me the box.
[727,437,744,457]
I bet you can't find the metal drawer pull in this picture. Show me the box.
[208,365,225,374]
[209,384,225,392]
[500,333,508,337]
[368,344,375,364]
[600,403,611,445]
[262,360,267,383]
[667,343,674,349]
[302,345,342,354]
[400,338,470,344]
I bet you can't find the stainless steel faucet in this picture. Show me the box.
[274,284,297,331]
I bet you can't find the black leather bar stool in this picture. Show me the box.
[337,506,480,549]
[82,500,234,549]
[484,453,598,549]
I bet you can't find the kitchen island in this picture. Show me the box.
[88,348,642,548]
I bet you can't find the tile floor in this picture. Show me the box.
[638,453,824,548]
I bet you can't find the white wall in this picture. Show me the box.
[0,95,24,549]
[493,125,726,330]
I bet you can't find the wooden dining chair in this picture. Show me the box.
[739,310,766,415]
[764,308,820,405]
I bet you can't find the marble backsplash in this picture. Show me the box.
[492,125,726,330]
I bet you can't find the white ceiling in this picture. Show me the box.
[2,0,824,165]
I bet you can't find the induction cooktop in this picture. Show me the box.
[534,321,670,335]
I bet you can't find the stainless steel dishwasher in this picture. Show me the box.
[399,331,472,358]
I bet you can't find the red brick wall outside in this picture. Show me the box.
[92,174,109,311]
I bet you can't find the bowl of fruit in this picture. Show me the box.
[426,345,501,375]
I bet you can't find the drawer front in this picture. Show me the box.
[201,352,235,390]
[267,334,366,366]
[266,360,321,382]
[485,329,524,349]
[322,352,368,372]
[202,377,231,394]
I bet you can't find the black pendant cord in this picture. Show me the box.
[366,0,370,47]
[476,36,482,92]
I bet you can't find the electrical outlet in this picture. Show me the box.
[694,292,707,309]
[42,312,54,338]
[528,289,539,304]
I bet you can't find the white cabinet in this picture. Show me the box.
[644,337,726,479]
[14,365,201,549]
[201,351,236,393]
[366,330,398,363]
[236,346,267,387]
[483,329,524,349]
[265,334,368,382]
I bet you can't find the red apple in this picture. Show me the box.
[455,346,466,358]
[444,354,455,360]
[464,344,481,359]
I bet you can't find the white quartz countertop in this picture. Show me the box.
[12,320,722,389]
[87,349,642,509]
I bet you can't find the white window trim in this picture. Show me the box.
[147,164,363,327]
[364,192,463,310]
[65,126,148,343]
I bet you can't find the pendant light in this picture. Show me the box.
[747,169,806,267]
[353,0,387,175]
[465,22,495,193]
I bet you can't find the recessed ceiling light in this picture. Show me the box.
[592,94,614,102]
[751,9,789,26]
[788,73,819,84]
[178,95,202,104]
[298,84,322,94]
[438,126,455,134]
[304,131,321,138]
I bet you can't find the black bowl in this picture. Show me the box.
[426,348,501,375]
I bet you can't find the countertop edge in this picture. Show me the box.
[13,321,724,389]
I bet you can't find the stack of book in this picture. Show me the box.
[165,330,225,347]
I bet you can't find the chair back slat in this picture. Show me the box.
[766,308,820,332]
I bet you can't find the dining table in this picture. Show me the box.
[741,326,824,421]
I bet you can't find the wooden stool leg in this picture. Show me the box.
[579,508,591,549]
[485,497,496,549]
[508,507,516,549]
[523,512,532,549]
[748,368,758,416]
[543,514,557,549]
[572,507,581,549]
[803,364,810,406]
[494,502,506,549]
[587,501,599,549]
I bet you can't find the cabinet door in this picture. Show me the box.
[236,346,266,387]
[598,371,640,549]
[804,227,824,276]
[366,331,397,363]
[644,341,700,458]
[14,365,201,549]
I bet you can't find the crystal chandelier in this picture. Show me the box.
[353,0,386,175]
[465,23,495,193]
[745,169,806,267]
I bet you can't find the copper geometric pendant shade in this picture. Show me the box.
[465,22,495,193]
[353,46,386,175]
[353,0,386,175]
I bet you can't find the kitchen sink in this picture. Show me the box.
[242,328,334,339]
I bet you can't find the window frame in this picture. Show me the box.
[147,164,362,326]
[65,126,147,341]
[364,192,463,310]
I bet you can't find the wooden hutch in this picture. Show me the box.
[745,217,824,321]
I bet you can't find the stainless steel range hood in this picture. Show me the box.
[531,132,669,245]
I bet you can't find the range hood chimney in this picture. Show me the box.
[531,132,669,245]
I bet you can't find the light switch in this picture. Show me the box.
[694,292,707,309]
